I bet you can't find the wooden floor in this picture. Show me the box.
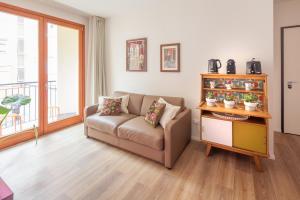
[0,124,299,200]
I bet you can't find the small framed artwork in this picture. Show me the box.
[160,43,180,72]
[126,38,147,72]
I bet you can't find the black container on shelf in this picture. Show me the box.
[226,59,236,74]
[246,58,262,74]
[208,59,222,73]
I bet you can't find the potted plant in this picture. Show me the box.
[224,94,235,109]
[0,105,10,135]
[0,95,31,135]
[225,80,232,90]
[244,93,258,111]
[1,95,31,114]
[206,92,217,107]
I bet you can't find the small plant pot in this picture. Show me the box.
[245,83,253,91]
[244,102,258,111]
[225,84,232,90]
[206,98,217,107]
[224,100,235,109]
[11,104,21,114]
[209,81,216,89]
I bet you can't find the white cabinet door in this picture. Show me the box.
[201,117,232,146]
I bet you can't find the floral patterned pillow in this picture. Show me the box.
[99,98,122,116]
[144,101,166,127]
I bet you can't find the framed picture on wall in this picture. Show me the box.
[160,43,180,72]
[126,38,147,71]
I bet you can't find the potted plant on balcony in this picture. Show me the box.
[0,105,11,135]
[206,92,217,107]
[244,93,258,111]
[224,94,235,109]
[1,95,31,114]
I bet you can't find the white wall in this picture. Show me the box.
[274,0,300,132]
[106,0,275,158]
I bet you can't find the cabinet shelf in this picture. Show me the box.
[203,87,264,94]
[201,73,267,80]
[201,111,266,125]
[199,102,271,119]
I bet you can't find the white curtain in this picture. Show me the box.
[88,16,107,104]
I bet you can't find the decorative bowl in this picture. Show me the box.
[206,98,216,107]
[224,99,235,109]
[244,102,258,111]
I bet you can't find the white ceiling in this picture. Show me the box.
[42,0,300,18]
[45,0,180,18]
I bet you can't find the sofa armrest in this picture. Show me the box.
[84,104,99,136]
[84,104,99,118]
[164,108,192,168]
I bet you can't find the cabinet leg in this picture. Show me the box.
[206,144,212,157]
[253,155,263,172]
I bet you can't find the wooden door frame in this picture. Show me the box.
[280,25,300,133]
[43,18,85,133]
[0,2,85,149]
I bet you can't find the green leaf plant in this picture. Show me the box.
[244,93,258,103]
[1,95,31,106]
[0,95,31,126]
[0,105,10,126]
[206,92,215,99]
[225,94,234,101]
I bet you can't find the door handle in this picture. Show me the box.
[287,81,298,89]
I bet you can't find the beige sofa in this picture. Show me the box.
[84,91,191,168]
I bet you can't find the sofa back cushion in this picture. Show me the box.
[140,95,184,116]
[113,91,144,115]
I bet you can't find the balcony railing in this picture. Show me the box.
[0,81,57,133]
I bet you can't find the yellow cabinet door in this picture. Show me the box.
[233,122,267,154]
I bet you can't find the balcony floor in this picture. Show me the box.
[0,112,77,137]
[0,121,37,137]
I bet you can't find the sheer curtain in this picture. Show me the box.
[87,16,107,104]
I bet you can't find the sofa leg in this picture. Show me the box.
[206,144,212,157]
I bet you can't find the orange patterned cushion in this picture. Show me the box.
[99,98,122,116]
[144,101,166,127]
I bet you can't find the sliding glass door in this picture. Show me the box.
[0,11,40,138]
[0,3,84,149]
[44,19,84,132]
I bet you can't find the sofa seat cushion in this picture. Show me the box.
[86,113,137,135]
[117,116,164,150]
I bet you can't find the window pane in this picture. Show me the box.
[0,12,39,137]
[17,68,25,82]
[47,23,79,123]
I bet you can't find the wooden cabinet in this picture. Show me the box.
[202,117,232,146]
[201,116,268,154]
[233,121,267,154]
[199,73,271,171]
